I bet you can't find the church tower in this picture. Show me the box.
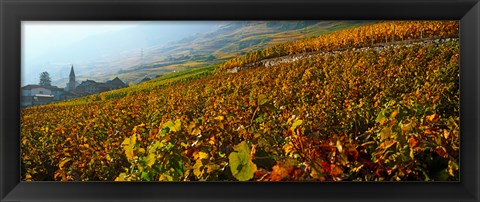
[66,65,76,92]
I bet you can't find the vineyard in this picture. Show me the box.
[21,21,459,181]
[219,21,458,71]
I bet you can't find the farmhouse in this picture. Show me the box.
[21,85,64,107]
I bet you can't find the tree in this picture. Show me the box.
[39,71,52,86]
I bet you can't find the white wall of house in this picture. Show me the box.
[30,87,52,95]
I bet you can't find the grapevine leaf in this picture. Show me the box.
[172,119,182,132]
[121,135,137,161]
[257,94,269,106]
[58,158,71,169]
[290,120,303,131]
[115,173,127,181]
[162,121,174,131]
[228,141,257,181]
[146,153,156,167]
[214,116,224,121]
[159,174,173,181]
[193,160,204,178]
[380,127,393,140]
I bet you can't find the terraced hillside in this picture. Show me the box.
[21,21,459,181]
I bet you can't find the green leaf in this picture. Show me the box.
[228,141,257,181]
[158,128,168,137]
[141,172,151,181]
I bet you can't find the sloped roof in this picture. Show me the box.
[69,65,75,78]
[78,80,98,87]
[21,85,63,91]
[106,77,127,87]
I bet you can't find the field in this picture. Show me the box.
[21,21,459,181]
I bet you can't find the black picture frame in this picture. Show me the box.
[1,0,479,201]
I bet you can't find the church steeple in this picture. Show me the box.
[66,65,76,92]
[69,65,75,83]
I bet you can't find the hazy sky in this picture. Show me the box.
[22,21,137,60]
[21,21,218,86]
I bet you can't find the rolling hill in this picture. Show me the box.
[42,21,368,86]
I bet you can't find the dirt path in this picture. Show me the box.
[227,37,459,73]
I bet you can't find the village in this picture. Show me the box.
[20,65,127,107]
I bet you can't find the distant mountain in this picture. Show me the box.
[26,21,369,86]
[115,21,369,83]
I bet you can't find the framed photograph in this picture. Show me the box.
[1,0,479,201]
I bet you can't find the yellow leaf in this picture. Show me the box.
[206,164,220,173]
[390,110,398,119]
[290,120,303,131]
[198,152,209,160]
[59,158,71,169]
[191,128,201,136]
[146,153,156,167]
[380,127,392,140]
[336,140,343,153]
[208,136,215,145]
[448,160,459,176]
[269,165,289,181]
[115,173,127,181]
[193,159,204,178]
[214,116,224,121]
[172,119,182,132]
[426,114,439,123]
[443,130,450,139]
[122,135,137,160]
[159,174,173,181]
[283,144,294,156]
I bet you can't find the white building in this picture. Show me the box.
[21,85,64,107]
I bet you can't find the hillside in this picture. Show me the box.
[48,21,368,85]
[21,21,459,182]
